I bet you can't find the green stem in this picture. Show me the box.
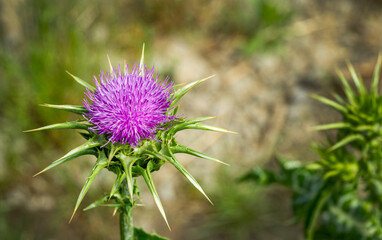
[120,179,134,240]
[305,180,331,240]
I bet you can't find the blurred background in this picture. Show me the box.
[1,0,382,239]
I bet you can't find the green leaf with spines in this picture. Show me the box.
[177,116,216,126]
[333,93,346,105]
[134,227,169,240]
[107,144,121,166]
[170,75,214,108]
[25,121,89,132]
[329,205,374,237]
[60,134,104,158]
[149,147,213,205]
[139,43,145,78]
[311,94,347,113]
[70,150,109,222]
[345,113,361,124]
[40,104,87,115]
[135,162,170,230]
[337,69,356,105]
[66,71,96,91]
[240,167,277,185]
[79,132,92,140]
[358,111,374,122]
[323,170,341,180]
[329,134,364,151]
[313,122,350,131]
[35,148,97,176]
[180,123,236,134]
[116,152,138,201]
[172,105,179,115]
[304,181,331,240]
[168,116,216,136]
[354,125,377,132]
[347,62,367,97]
[371,54,382,96]
[107,55,115,78]
[83,194,122,211]
[109,169,125,200]
[170,144,228,165]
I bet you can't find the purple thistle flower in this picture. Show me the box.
[83,64,176,147]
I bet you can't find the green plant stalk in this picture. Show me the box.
[119,179,134,240]
[305,186,330,240]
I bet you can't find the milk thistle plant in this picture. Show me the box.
[28,46,230,240]
[242,56,382,240]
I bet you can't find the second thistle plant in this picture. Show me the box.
[28,46,231,239]
[242,56,382,240]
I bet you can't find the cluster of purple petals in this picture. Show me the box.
[83,64,176,147]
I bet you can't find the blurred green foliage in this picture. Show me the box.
[243,58,382,239]
[185,168,296,240]
[211,0,292,54]
[0,0,106,239]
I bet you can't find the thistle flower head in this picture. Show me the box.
[29,47,230,231]
[83,65,175,147]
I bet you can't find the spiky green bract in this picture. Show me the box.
[243,56,382,240]
[30,51,229,239]
[313,55,382,151]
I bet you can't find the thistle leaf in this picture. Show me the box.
[181,123,236,134]
[329,205,374,237]
[136,163,170,230]
[147,149,213,205]
[372,54,382,95]
[336,69,355,104]
[59,135,104,160]
[333,93,346,105]
[311,94,347,113]
[83,195,111,211]
[66,71,96,91]
[86,203,121,211]
[323,170,340,180]
[305,184,330,239]
[116,152,138,200]
[167,155,212,205]
[170,145,229,165]
[347,62,367,96]
[172,105,179,115]
[134,227,169,240]
[169,116,216,135]
[170,75,215,108]
[109,171,126,200]
[139,43,145,77]
[313,122,350,131]
[107,54,114,78]
[34,135,104,176]
[24,121,89,132]
[79,132,92,140]
[181,116,217,125]
[240,167,277,185]
[34,149,97,176]
[354,125,376,131]
[329,134,364,151]
[70,150,108,222]
[40,104,87,115]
